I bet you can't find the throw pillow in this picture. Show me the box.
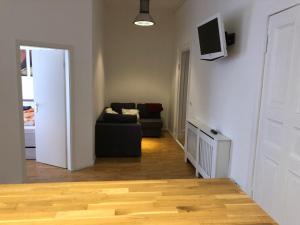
[105,107,118,114]
[122,108,140,119]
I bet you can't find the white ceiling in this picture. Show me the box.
[150,0,186,10]
[104,0,186,11]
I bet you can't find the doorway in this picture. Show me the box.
[19,45,71,170]
[253,5,300,225]
[177,50,190,147]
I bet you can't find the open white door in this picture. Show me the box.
[177,50,190,146]
[32,48,67,168]
[254,5,300,225]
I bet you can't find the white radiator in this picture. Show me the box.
[185,120,231,178]
[198,132,214,178]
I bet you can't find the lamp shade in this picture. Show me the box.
[134,0,155,27]
[134,13,155,26]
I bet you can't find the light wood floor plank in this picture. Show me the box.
[0,179,277,224]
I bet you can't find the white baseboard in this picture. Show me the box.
[176,140,184,150]
[166,128,184,150]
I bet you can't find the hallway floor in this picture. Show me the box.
[17,133,278,225]
[26,132,195,183]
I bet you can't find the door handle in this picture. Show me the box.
[35,103,39,113]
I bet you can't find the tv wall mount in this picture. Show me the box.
[225,32,235,46]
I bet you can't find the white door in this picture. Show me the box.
[177,50,190,146]
[254,6,300,225]
[32,48,67,168]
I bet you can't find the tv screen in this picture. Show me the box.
[198,18,221,55]
[197,14,227,61]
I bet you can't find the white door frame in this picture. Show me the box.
[248,2,300,196]
[174,43,192,149]
[16,41,74,171]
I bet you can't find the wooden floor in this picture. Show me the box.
[26,132,195,183]
[0,179,276,224]
[2,133,276,224]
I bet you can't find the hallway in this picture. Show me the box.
[26,132,195,183]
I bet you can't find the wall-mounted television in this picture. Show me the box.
[198,14,228,61]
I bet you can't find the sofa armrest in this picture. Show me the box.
[95,122,142,157]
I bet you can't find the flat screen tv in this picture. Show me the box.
[198,14,227,61]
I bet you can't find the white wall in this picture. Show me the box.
[172,0,256,193]
[93,0,106,121]
[0,0,95,183]
[172,0,300,194]
[103,0,176,126]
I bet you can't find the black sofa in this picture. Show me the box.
[95,103,142,157]
[137,104,163,137]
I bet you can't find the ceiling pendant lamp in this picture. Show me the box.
[134,0,155,27]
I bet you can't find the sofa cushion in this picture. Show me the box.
[102,113,137,123]
[139,119,163,128]
[146,103,163,113]
[137,104,161,119]
[111,103,136,114]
